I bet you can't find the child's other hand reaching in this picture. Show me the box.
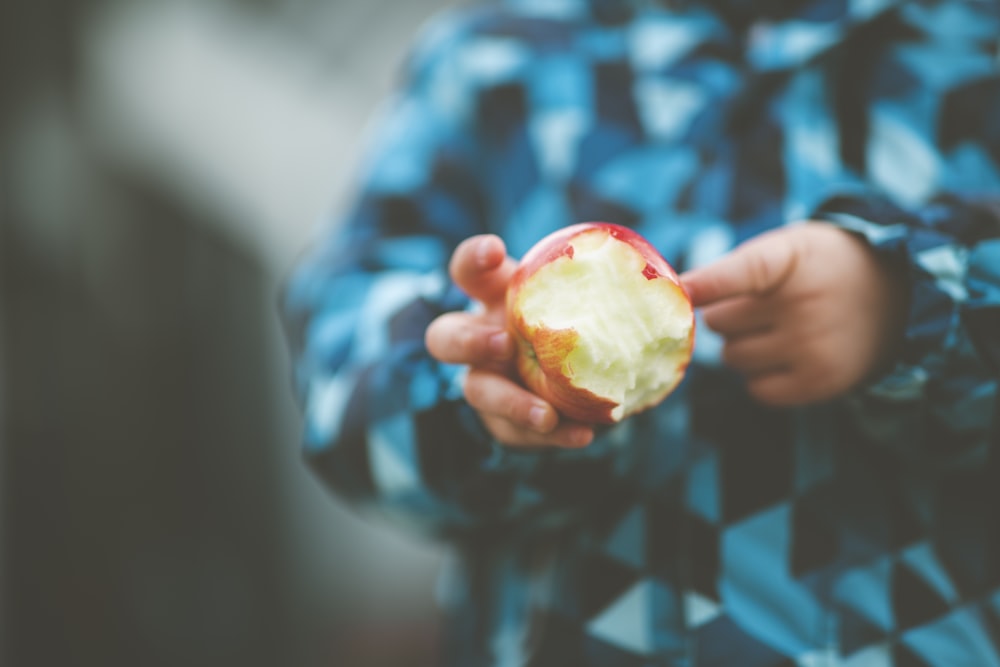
[681,223,907,406]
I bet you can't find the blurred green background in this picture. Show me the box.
[2,1,460,665]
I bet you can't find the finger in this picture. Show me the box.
[722,333,791,376]
[450,235,518,306]
[484,415,595,449]
[463,369,560,434]
[701,295,776,338]
[425,312,514,365]
[681,230,798,308]
[746,370,808,407]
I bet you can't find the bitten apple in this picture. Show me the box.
[506,223,694,424]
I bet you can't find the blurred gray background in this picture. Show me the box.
[2,1,460,665]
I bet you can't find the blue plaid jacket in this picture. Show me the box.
[283,1,1000,664]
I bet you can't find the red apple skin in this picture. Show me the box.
[506,222,694,424]
[513,327,621,423]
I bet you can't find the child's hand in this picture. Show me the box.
[425,235,594,448]
[681,223,907,406]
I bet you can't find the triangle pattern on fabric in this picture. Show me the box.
[838,604,890,656]
[891,641,934,667]
[684,591,722,629]
[891,561,951,632]
[587,580,657,656]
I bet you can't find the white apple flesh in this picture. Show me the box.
[506,223,694,424]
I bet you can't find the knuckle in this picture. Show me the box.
[456,326,477,355]
[722,339,761,372]
[462,373,488,409]
[747,377,788,406]
[486,416,530,447]
[482,415,511,442]
[721,341,741,367]
[701,306,724,331]
[746,249,777,294]
[745,234,796,295]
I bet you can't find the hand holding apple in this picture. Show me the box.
[425,235,596,448]
[680,223,907,405]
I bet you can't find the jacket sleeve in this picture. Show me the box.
[813,194,1000,467]
[281,10,637,538]
[806,1,1000,468]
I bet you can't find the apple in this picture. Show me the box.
[506,222,694,424]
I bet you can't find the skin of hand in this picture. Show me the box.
[425,235,596,448]
[680,222,908,406]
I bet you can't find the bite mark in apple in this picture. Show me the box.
[506,223,695,425]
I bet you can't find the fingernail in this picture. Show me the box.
[489,331,512,358]
[529,406,549,431]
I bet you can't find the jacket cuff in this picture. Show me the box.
[811,194,973,402]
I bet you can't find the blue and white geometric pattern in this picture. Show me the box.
[282,0,1000,664]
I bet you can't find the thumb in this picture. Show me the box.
[680,230,798,307]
